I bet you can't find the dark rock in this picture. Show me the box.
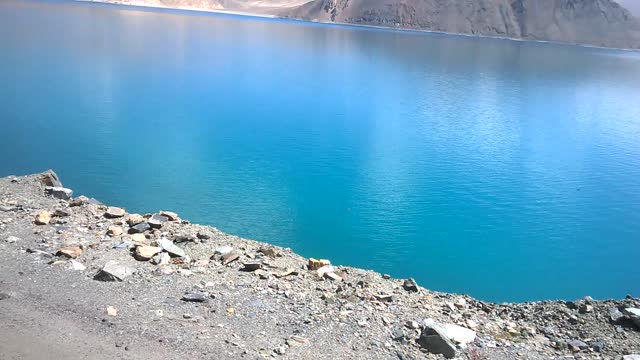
[39,169,62,187]
[196,231,210,240]
[402,278,419,292]
[182,292,209,302]
[157,238,185,257]
[624,308,640,329]
[259,247,277,258]
[242,262,263,271]
[148,214,169,229]
[94,261,135,281]
[418,323,457,359]
[565,300,580,310]
[45,186,73,200]
[0,292,10,300]
[129,222,150,234]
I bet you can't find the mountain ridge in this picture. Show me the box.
[85,0,640,49]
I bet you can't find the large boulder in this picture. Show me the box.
[418,321,458,359]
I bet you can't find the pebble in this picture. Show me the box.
[34,210,51,225]
[56,246,82,259]
[182,292,209,302]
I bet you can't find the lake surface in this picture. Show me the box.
[2,0,640,302]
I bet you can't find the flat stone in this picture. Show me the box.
[623,355,640,360]
[157,238,185,257]
[182,292,209,302]
[403,278,419,292]
[151,252,171,265]
[34,210,51,225]
[374,294,395,303]
[126,214,145,226]
[135,246,162,261]
[159,211,179,221]
[0,206,17,212]
[222,252,240,265]
[94,261,135,281]
[441,323,476,345]
[39,170,62,187]
[254,269,269,279]
[214,246,234,255]
[259,247,277,258]
[129,222,150,234]
[148,214,169,229]
[56,246,82,259]
[45,186,73,200]
[107,226,123,237]
[105,207,126,218]
[274,269,298,278]
[130,233,147,244]
[418,322,457,359]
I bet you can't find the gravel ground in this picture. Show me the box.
[0,171,639,360]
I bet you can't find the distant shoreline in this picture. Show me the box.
[77,0,640,53]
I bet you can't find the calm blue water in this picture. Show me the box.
[1,0,640,302]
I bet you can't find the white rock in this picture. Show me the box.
[68,260,86,271]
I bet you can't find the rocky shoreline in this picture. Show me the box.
[0,171,639,359]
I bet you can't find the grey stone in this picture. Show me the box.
[589,340,605,352]
[182,292,209,302]
[5,236,20,243]
[391,327,405,341]
[157,238,185,257]
[94,261,135,281]
[45,186,73,200]
[610,307,625,323]
[0,205,17,212]
[148,214,169,229]
[623,355,640,360]
[567,340,588,350]
[403,278,419,292]
[0,292,10,300]
[129,222,150,234]
[39,170,62,187]
[418,323,457,359]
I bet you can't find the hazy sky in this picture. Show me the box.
[617,0,640,15]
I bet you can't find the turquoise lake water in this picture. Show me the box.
[1,0,640,302]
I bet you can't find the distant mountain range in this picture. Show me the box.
[95,0,640,49]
